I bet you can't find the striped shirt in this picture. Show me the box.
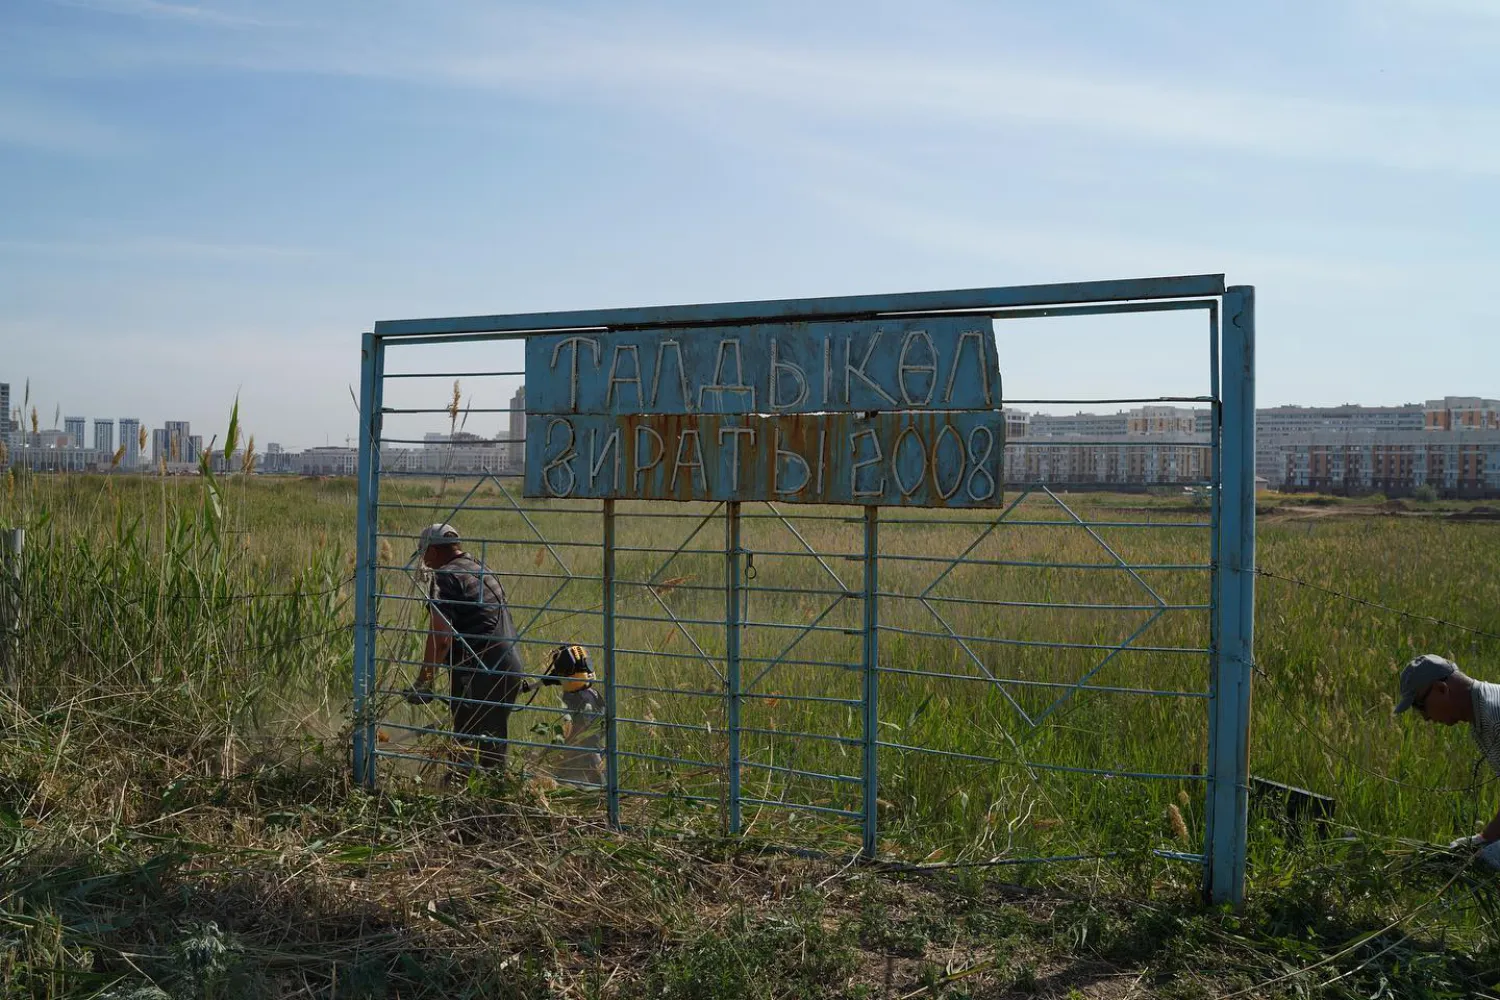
[1471,680,1500,776]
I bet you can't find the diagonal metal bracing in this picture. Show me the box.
[1040,486,1168,609]
[742,594,851,694]
[763,502,851,593]
[630,503,727,684]
[911,487,1175,730]
[490,477,579,639]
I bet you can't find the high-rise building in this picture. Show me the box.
[188,435,203,464]
[64,416,86,447]
[119,418,142,468]
[159,420,191,463]
[509,385,526,469]
[151,428,168,466]
[93,419,114,456]
[0,383,11,435]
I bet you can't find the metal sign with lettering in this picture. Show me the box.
[525,319,999,415]
[524,317,1003,506]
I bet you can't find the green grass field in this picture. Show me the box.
[6,464,1500,997]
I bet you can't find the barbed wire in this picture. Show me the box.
[1255,566,1500,642]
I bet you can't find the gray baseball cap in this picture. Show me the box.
[1394,653,1458,714]
[412,522,460,559]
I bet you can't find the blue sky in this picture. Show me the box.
[1,0,1496,449]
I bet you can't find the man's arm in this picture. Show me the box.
[415,608,452,690]
[1482,803,1500,844]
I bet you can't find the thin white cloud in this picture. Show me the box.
[0,237,322,259]
[47,0,281,29]
[39,4,1497,178]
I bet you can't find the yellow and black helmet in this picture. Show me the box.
[544,644,593,690]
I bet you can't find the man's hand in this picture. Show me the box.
[1448,834,1488,850]
[403,684,437,706]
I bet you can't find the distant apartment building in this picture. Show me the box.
[12,447,105,473]
[1027,411,1130,437]
[296,447,360,476]
[154,421,193,464]
[1003,409,1030,440]
[93,418,114,456]
[1128,406,1203,436]
[1275,430,1500,497]
[261,442,293,474]
[1254,404,1425,485]
[1424,396,1500,431]
[118,418,142,468]
[0,382,11,435]
[1007,435,1212,487]
[1005,405,1211,488]
[64,416,86,447]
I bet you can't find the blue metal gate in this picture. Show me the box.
[353,276,1255,903]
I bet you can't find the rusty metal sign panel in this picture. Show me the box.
[523,317,1002,506]
[524,411,1005,506]
[525,318,1000,415]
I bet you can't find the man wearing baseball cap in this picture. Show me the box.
[405,523,528,772]
[1396,653,1500,863]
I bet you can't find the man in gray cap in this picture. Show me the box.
[404,523,528,772]
[1396,653,1500,862]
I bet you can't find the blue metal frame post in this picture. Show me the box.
[1206,287,1256,905]
[862,505,880,858]
[352,331,385,789]
[603,499,620,826]
[726,501,743,834]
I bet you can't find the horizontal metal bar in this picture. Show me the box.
[614,545,864,560]
[375,501,602,516]
[375,565,603,585]
[375,594,603,620]
[380,436,522,446]
[877,740,1205,782]
[372,682,572,715]
[880,517,1212,529]
[740,726,861,746]
[618,580,854,600]
[374,624,601,650]
[380,534,602,549]
[878,592,1210,612]
[875,623,1208,655]
[609,647,725,667]
[383,407,526,415]
[739,796,861,820]
[1004,396,1215,404]
[615,509,859,524]
[614,681,860,707]
[617,787,722,807]
[612,611,853,635]
[988,299,1214,321]
[874,664,1210,698]
[382,370,525,379]
[615,578,852,602]
[377,469,517,480]
[617,748,723,771]
[737,759,862,785]
[373,274,1225,337]
[615,715,714,735]
[877,554,1213,571]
